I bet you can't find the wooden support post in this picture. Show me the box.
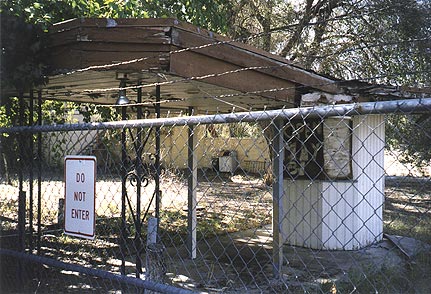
[272,119,284,278]
[187,107,197,259]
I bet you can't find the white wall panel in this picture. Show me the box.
[352,115,385,246]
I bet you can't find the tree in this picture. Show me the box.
[1,0,232,32]
[226,0,431,170]
[226,0,430,86]
[386,114,431,171]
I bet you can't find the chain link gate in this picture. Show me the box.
[1,98,430,293]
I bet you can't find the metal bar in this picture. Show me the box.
[135,82,143,277]
[3,98,430,134]
[187,107,197,260]
[142,191,157,228]
[17,91,26,284]
[37,90,42,254]
[18,91,25,253]
[0,249,198,294]
[125,187,137,225]
[154,85,161,233]
[120,105,127,276]
[272,119,285,278]
[29,89,34,251]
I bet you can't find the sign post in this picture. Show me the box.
[64,155,97,240]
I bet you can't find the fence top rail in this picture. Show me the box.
[1,98,430,134]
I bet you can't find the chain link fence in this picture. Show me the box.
[1,98,430,293]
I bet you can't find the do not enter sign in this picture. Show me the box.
[64,155,97,239]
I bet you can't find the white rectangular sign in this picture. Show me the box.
[64,155,97,239]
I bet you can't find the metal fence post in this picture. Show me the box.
[187,107,197,260]
[120,105,128,276]
[36,90,42,254]
[154,85,161,234]
[135,82,143,277]
[272,118,285,279]
[29,89,34,251]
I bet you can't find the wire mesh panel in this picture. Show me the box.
[0,99,430,293]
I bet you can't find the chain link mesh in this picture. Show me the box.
[1,100,430,293]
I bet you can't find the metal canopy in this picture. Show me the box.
[43,17,345,112]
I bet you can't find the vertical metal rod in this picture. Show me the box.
[154,85,161,232]
[272,118,285,279]
[120,105,127,276]
[18,90,26,253]
[37,90,42,254]
[17,91,26,284]
[135,82,143,277]
[29,89,34,251]
[187,107,197,259]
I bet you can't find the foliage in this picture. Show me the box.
[205,122,262,138]
[227,0,431,166]
[1,0,232,32]
[226,0,295,51]
[0,97,29,177]
[386,114,431,170]
[228,0,431,86]
[0,12,60,175]
[228,122,262,138]
[1,11,47,92]
[79,104,121,123]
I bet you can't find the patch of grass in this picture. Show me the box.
[158,202,272,246]
[327,251,431,294]
[384,216,431,244]
[332,265,410,294]
[0,198,18,230]
[384,180,431,244]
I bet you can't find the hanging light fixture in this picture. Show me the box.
[116,78,130,105]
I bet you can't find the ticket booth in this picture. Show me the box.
[281,114,385,250]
